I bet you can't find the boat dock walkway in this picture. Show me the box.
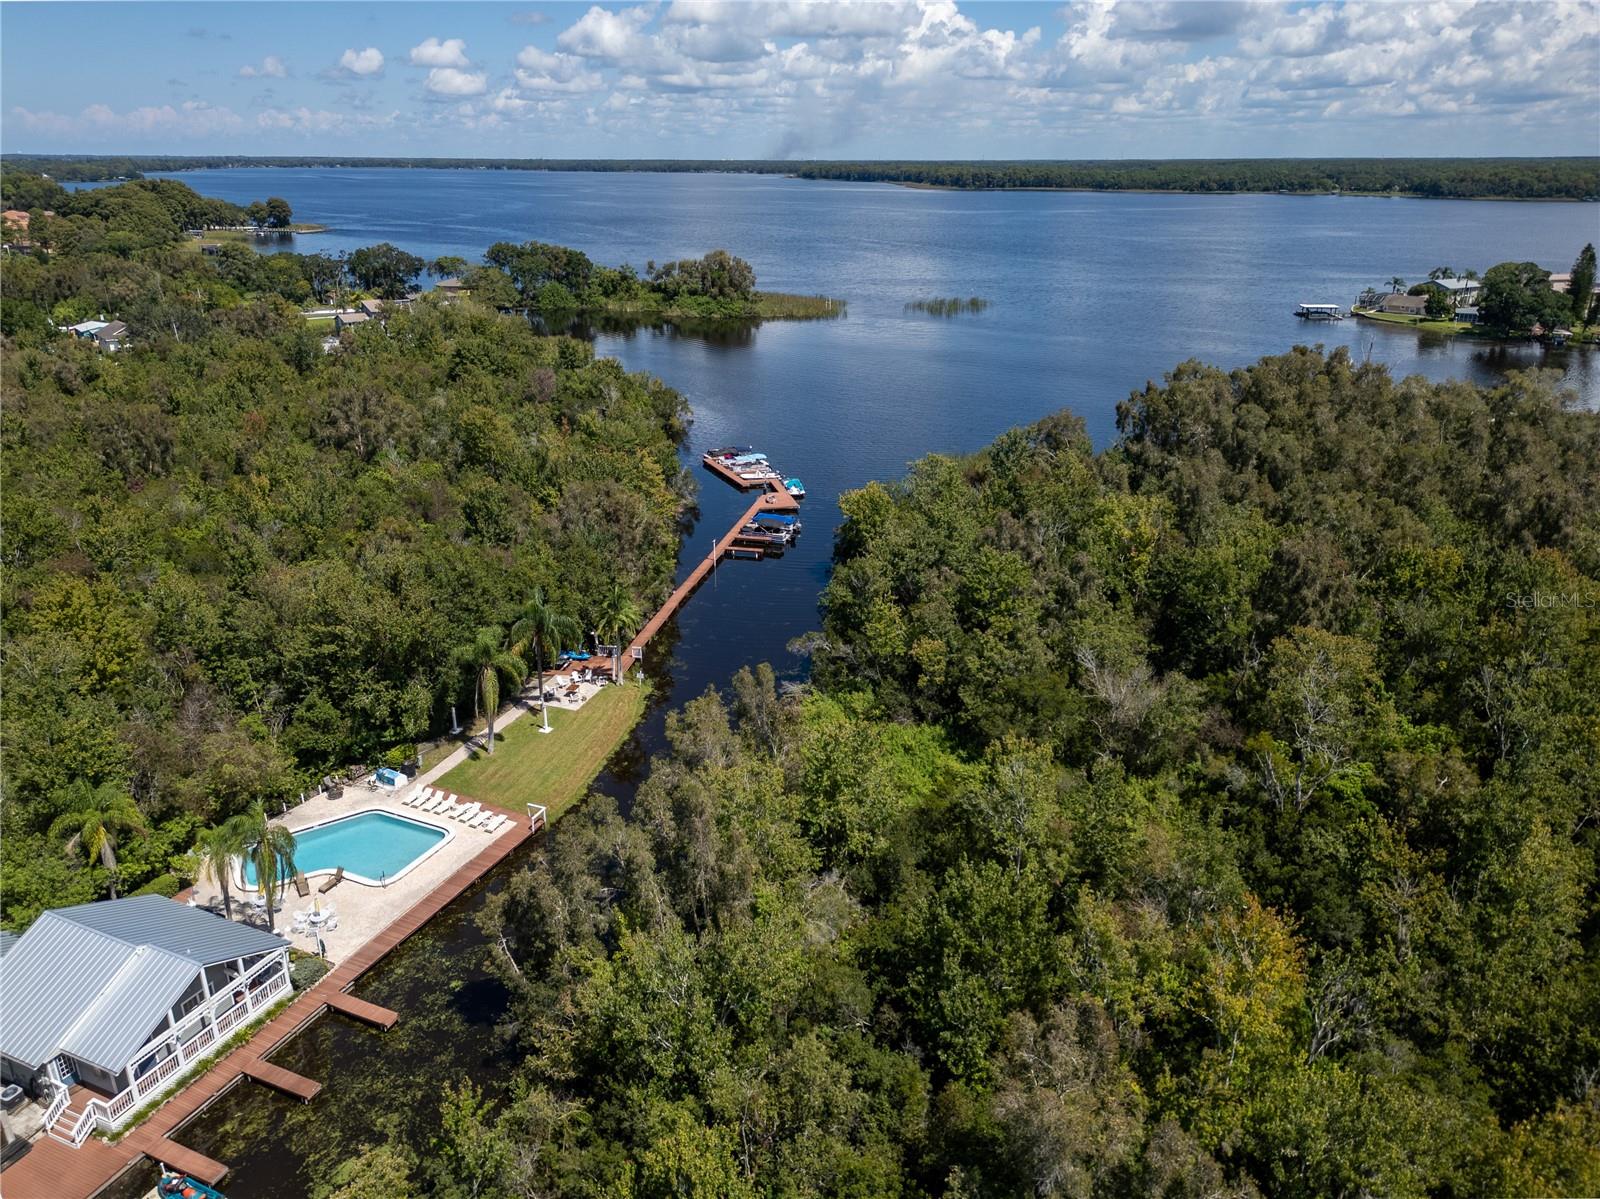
[622,480,799,666]
[1,797,535,1199]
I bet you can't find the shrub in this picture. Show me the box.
[132,872,180,899]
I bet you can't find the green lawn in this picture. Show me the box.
[435,682,647,823]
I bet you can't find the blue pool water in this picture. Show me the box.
[243,811,446,886]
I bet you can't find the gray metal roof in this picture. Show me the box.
[0,931,18,958]
[47,895,287,966]
[59,946,199,1073]
[0,916,139,1069]
[0,897,287,1072]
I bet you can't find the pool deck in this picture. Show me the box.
[0,791,535,1199]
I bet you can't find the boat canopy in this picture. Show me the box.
[755,513,797,525]
[728,453,768,465]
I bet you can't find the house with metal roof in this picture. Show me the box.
[0,896,290,1147]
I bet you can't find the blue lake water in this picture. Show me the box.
[241,810,446,887]
[96,167,1598,1198]
[134,168,1600,707]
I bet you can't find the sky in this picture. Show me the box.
[2,1,1597,159]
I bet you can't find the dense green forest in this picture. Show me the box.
[7,154,1597,200]
[329,350,1600,1199]
[0,174,692,926]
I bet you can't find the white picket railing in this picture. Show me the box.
[45,952,291,1147]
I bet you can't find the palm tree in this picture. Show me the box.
[241,804,297,933]
[595,581,642,683]
[1388,276,1406,293]
[194,818,249,920]
[454,625,526,754]
[511,589,581,733]
[49,781,148,899]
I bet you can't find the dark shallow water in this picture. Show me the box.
[94,168,1598,1192]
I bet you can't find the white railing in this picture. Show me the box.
[45,952,291,1146]
[40,1077,69,1135]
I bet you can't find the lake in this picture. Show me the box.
[99,168,1597,1194]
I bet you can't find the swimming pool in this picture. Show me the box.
[242,810,450,888]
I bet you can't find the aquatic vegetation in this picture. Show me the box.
[906,296,990,316]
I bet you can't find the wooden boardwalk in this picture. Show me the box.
[1,799,535,1199]
[325,991,398,1029]
[624,483,799,664]
[238,1061,320,1102]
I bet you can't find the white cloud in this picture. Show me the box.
[515,45,605,91]
[409,37,471,68]
[425,67,489,96]
[10,100,244,138]
[239,55,287,79]
[258,106,401,132]
[338,47,385,77]
[558,5,656,59]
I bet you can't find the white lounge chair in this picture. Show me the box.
[291,910,309,933]
[469,810,496,830]
[419,787,441,808]
[453,802,481,823]
[444,794,466,817]
[423,794,448,813]
[405,787,429,808]
[484,814,510,834]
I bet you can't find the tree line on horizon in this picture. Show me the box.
[6,153,1597,200]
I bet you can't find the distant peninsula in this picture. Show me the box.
[6,154,1597,202]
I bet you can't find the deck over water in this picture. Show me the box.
[0,795,534,1199]
[623,482,799,665]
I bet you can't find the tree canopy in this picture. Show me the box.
[372,349,1599,1198]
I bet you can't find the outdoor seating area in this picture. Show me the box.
[401,787,514,833]
[181,786,519,964]
[537,661,616,711]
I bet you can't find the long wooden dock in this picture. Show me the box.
[623,482,799,665]
[0,796,535,1199]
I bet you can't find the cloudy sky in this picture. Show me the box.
[3,1,1596,158]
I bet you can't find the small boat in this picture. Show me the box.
[784,478,805,499]
[754,512,799,531]
[1295,303,1344,321]
[157,1171,227,1199]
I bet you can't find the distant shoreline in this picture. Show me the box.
[10,155,1597,203]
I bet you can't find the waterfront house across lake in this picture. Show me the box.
[335,309,371,333]
[1420,276,1483,304]
[1375,293,1430,316]
[0,896,290,1145]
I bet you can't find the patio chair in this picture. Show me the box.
[454,802,481,823]
[441,794,464,817]
[469,810,496,830]
[293,872,311,898]
[291,910,309,933]
[318,866,345,894]
[323,914,339,932]
[484,814,509,834]
[420,794,444,813]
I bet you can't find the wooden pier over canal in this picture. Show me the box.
[621,468,800,668]
[0,797,536,1199]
